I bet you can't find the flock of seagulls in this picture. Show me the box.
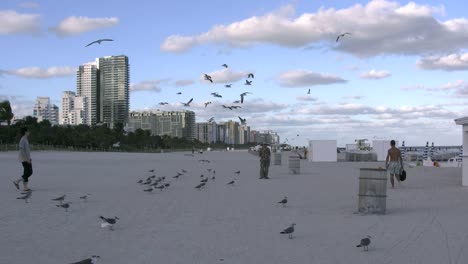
[16,33,365,262]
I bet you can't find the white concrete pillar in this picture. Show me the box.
[455,118,468,186]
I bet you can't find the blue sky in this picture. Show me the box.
[1,0,468,146]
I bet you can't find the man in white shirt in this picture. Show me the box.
[13,127,33,191]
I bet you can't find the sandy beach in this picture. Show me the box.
[1,150,467,264]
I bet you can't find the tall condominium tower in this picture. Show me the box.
[97,55,129,129]
[76,62,99,125]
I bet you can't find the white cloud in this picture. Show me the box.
[346,65,360,71]
[174,80,195,87]
[401,80,466,92]
[200,68,249,84]
[277,70,347,87]
[2,66,76,79]
[0,95,34,118]
[360,70,391,79]
[50,16,119,36]
[18,2,40,9]
[130,80,162,92]
[160,1,468,57]
[417,53,468,71]
[343,95,364,100]
[296,95,318,102]
[0,10,40,34]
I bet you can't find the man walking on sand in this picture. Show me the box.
[13,127,33,191]
[259,143,271,179]
[385,140,403,188]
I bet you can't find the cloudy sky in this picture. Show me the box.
[1,0,468,146]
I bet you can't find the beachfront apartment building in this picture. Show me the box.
[126,110,196,140]
[33,96,59,125]
[196,122,218,144]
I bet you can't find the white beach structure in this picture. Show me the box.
[455,117,468,186]
[308,140,337,162]
[372,140,398,161]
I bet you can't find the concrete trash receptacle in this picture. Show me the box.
[274,153,282,165]
[358,168,387,214]
[288,155,300,174]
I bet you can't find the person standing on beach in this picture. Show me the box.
[259,143,271,179]
[385,140,403,188]
[13,127,33,191]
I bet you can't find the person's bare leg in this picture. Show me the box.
[390,174,395,188]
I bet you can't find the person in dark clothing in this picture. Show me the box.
[13,127,33,191]
[259,143,271,179]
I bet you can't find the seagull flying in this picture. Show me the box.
[211,92,222,98]
[245,80,252,85]
[233,100,241,104]
[159,102,168,105]
[307,89,310,94]
[225,84,232,88]
[356,236,371,251]
[85,39,114,47]
[238,116,246,125]
[247,73,254,78]
[204,74,213,83]
[240,92,252,103]
[182,98,193,107]
[204,101,212,108]
[176,92,182,95]
[222,64,228,68]
[70,255,101,264]
[208,117,215,123]
[280,223,296,239]
[336,32,352,42]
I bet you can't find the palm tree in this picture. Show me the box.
[0,100,14,125]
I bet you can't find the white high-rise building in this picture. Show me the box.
[33,97,59,125]
[77,62,99,126]
[61,91,87,125]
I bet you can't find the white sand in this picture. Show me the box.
[1,150,468,264]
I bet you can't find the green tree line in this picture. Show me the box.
[0,100,255,152]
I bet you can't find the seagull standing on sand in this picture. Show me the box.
[85,39,113,47]
[278,196,288,207]
[80,194,90,202]
[52,195,66,204]
[70,255,101,264]
[356,236,371,251]
[280,223,296,239]
[56,202,71,212]
[17,191,32,203]
[100,216,119,230]
[336,32,352,42]
[227,180,235,185]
